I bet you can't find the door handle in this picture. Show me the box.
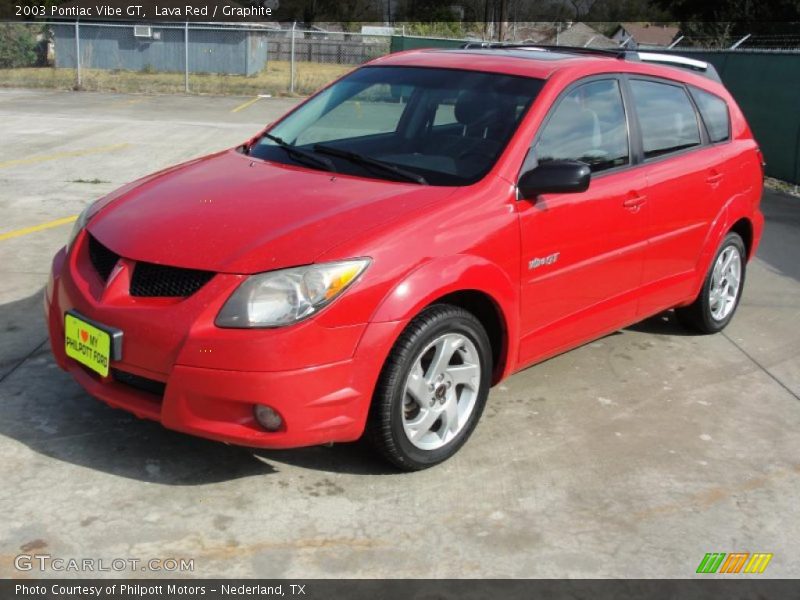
[623,195,647,211]
[706,173,723,185]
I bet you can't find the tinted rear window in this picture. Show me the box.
[630,79,701,159]
[690,87,731,143]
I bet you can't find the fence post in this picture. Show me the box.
[184,21,189,93]
[290,21,296,94]
[74,19,81,89]
[730,34,751,49]
[668,35,684,49]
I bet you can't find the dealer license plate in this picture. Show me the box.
[64,312,115,377]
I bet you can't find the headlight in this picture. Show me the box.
[65,205,92,253]
[216,259,370,328]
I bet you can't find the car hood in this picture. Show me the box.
[89,150,456,274]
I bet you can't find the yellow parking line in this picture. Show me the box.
[0,143,130,170]
[0,215,77,242]
[109,97,146,107]
[231,97,260,113]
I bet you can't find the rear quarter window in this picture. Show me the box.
[690,87,731,143]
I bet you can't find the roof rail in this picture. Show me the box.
[634,52,722,82]
[460,41,628,59]
[458,43,723,82]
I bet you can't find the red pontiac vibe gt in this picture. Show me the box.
[46,46,764,470]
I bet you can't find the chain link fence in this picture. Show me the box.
[2,21,799,97]
[0,21,390,96]
[669,33,800,51]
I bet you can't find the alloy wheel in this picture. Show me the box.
[708,245,742,321]
[401,333,481,451]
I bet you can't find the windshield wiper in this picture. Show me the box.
[313,144,427,185]
[261,133,336,173]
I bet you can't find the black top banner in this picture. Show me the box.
[3,0,800,24]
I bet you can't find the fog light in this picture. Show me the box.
[254,404,283,432]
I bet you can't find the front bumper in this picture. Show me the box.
[46,240,401,449]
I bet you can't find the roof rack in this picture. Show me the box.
[635,52,722,82]
[458,43,721,82]
[460,42,627,59]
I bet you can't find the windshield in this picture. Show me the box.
[249,66,544,186]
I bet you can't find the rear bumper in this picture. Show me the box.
[46,245,402,449]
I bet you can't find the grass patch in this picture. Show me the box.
[0,61,353,96]
[765,177,800,198]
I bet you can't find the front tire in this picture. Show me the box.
[367,304,492,471]
[676,232,746,334]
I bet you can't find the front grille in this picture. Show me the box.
[130,262,214,297]
[111,368,166,399]
[88,235,119,281]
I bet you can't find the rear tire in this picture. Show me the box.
[367,304,492,471]
[675,232,746,334]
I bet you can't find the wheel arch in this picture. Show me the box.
[729,217,754,259]
[691,191,758,300]
[369,255,519,383]
[426,290,508,385]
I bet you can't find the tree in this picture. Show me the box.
[0,24,39,68]
[653,0,800,37]
[276,0,382,27]
[402,22,466,37]
[398,0,467,22]
[567,0,599,20]
[587,0,672,24]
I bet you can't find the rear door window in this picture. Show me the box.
[690,87,731,143]
[630,79,701,159]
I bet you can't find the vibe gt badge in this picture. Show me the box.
[529,252,560,270]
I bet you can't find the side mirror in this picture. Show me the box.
[518,160,591,199]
